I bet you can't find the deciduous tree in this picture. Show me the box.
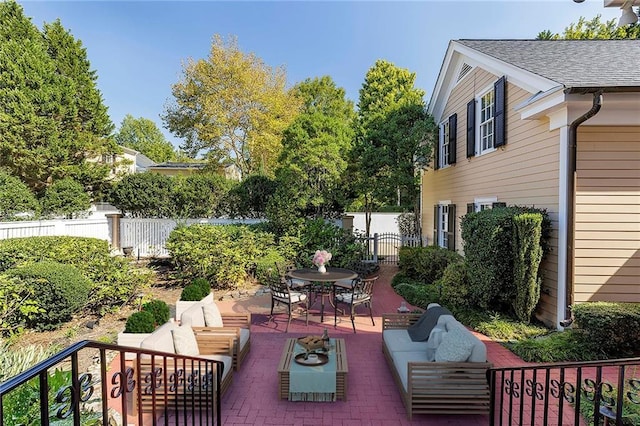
[115,115,177,163]
[352,60,434,236]
[274,76,355,218]
[537,14,639,39]
[163,35,300,177]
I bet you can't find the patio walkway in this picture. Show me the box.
[211,264,528,425]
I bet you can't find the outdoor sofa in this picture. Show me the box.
[135,321,234,412]
[382,303,492,420]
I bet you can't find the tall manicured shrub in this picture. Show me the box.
[461,206,550,312]
[512,213,543,323]
[7,261,91,330]
[0,171,39,220]
[40,178,90,218]
[437,261,472,309]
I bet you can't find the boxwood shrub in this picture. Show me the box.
[141,299,170,326]
[7,261,91,330]
[124,311,156,333]
[573,302,640,357]
[398,246,462,284]
[0,236,151,313]
[180,284,207,301]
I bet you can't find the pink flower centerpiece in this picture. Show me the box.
[313,250,332,273]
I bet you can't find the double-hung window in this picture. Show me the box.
[466,76,506,158]
[433,203,456,251]
[436,114,457,169]
[479,89,495,153]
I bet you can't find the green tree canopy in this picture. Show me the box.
[537,14,639,39]
[0,170,39,220]
[273,76,356,218]
[115,115,177,163]
[108,173,174,218]
[352,60,434,235]
[41,178,91,219]
[163,35,301,178]
[0,2,117,194]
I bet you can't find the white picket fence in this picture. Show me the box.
[0,218,110,242]
[0,214,405,259]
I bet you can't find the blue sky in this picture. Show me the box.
[20,1,620,149]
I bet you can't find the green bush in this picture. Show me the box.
[0,171,39,220]
[254,249,286,284]
[7,261,91,330]
[124,310,156,333]
[512,213,543,323]
[508,330,605,362]
[461,206,550,312]
[108,173,174,218]
[391,273,441,309]
[398,246,462,284]
[191,278,211,297]
[141,299,170,326]
[437,261,472,309]
[40,178,90,219]
[573,302,640,357]
[180,284,207,301]
[293,219,364,269]
[0,274,42,337]
[0,236,152,313]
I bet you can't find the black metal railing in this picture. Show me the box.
[0,340,224,426]
[489,357,640,426]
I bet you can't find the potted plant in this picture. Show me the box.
[117,299,171,358]
[175,278,214,320]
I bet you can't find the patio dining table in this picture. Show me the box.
[288,267,358,323]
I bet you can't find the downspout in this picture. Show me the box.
[561,90,603,326]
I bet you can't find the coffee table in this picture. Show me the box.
[277,337,348,401]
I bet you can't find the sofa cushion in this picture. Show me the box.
[407,305,452,342]
[180,302,206,327]
[425,324,446,361]
[390,350,432,392]
[383,329,429,352]
[140,321,177,354]
[202,303,224,327]
[435,326,476,362]
[199,354,233,380]
[172,326,200,356]
[239,328,250,350]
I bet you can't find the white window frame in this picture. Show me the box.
[473,197,498,213]
[477,84,496,155]
[439,120,450,168]
[437,201,451,249]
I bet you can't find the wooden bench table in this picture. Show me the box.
[277,337,348,401]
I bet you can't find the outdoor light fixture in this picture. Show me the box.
[618,4,639,26]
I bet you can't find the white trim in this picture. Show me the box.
[473,197,498,212]
[556,125,570,330]
[476,83,496,156]
[428,41,558,121]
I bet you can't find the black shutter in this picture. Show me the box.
[433,205,438,246]
[466,100,476,158]
[494,76,506,148]
[434,125,440,170]
[447,204,456,251]
[492,202,507,208]
[448,113,457,164]
[467,203,475,214]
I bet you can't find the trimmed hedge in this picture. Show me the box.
[398,246,462,284]
[0,236,152,313]
[436,261,472,310]
[7,261,91,330]
[124,311,156,333]
[573,302,640,357]
[141,299,170,326]
[180,284,207,301]
[461,206,550,312]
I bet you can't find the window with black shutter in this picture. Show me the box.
[494,76,506,148]
[434,126,440,170]
[446,204,456,251]
[466,100,475,158]
[448,114,457,164]
[433,205,438,246]
[467,203,475,214]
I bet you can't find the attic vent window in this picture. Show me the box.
[457,63,472,82]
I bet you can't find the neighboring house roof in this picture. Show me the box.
[429,39,640,121]
[148,162,206,170]
[119,146,155,172]
[456,39,640,90]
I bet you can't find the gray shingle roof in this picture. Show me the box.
[456,39,640,89]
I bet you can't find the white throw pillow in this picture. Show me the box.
[202,303,224,327]
[172,326,200,356]
[425,325,446,361]
[434,326,475,362]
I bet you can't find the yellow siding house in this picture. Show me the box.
[424,39,640,328]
